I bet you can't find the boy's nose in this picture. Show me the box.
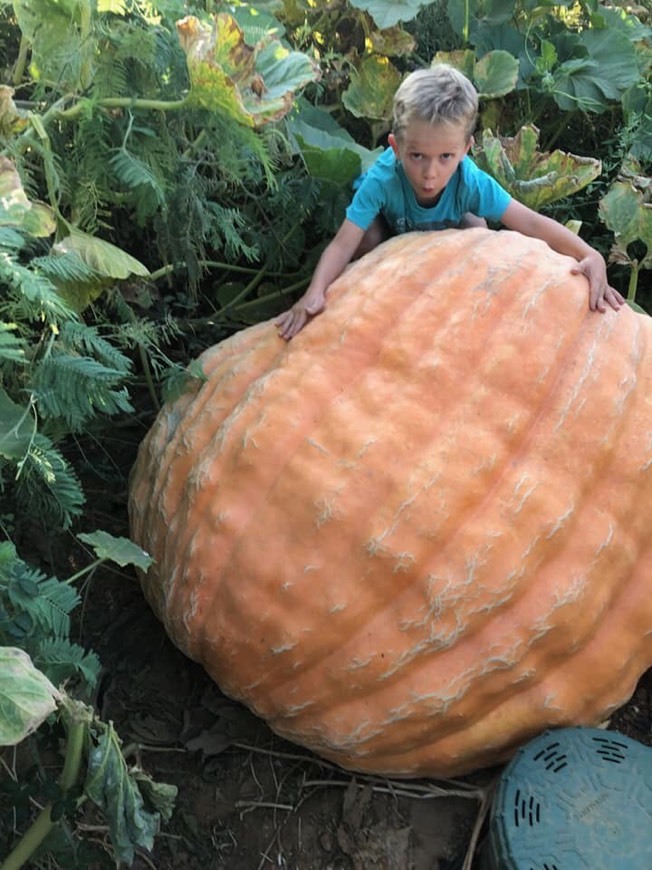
[424,161,438,179]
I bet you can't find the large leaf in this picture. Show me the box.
[599,164,652,272]
[473,50,519,99]
[552,27,640,113]
[0,647,61,746]
[77,530,154,572]
[474,125,601,210]
[53,229,149,280]
[348,0,431,29]
[342,55,401,122]
[12,0,95,91]
[288,103,381,184]
[0,156,56,237]
[434,49,518,99]
[176,14,319,128]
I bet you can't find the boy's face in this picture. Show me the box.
[389,120,472,207]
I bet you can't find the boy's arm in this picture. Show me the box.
[276,219,365,341]
[501,200,624,313]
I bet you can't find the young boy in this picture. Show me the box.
[276,64,624,341]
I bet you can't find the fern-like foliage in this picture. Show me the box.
[0,541,100,690]
[33,353,133,431]
[0,323,26,364]
[0,251,75,325]
[12,431,85,528]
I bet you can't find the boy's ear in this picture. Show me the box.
[388,133,400,157]
[465,135,474,155]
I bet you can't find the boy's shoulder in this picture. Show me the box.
[366,146,398,177]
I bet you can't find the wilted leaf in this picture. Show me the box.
[0,86,28,136]
[176,14,319,128]
[342,55,401,121]
[474,125,601,210]
[53,229,149,279]
[85,722,165,864]
[367,25,415,57]
[77,530,154,571]
[0,647,61,746]
[599,164,652,271]
[0,156,56,237]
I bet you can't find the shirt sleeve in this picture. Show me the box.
[345,173,386,231]
[461,159,512,222]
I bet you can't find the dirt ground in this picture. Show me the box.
[65,438,652,870]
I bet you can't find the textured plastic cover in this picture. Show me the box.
[484,727,652,870]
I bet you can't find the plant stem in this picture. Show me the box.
[12,36,29,87]
[0,716,87,870]
[627,262,639,303]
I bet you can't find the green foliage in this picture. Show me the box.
[0,538,172,868]
[0,541,100,689]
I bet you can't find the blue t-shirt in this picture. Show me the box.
[345,148,511,233]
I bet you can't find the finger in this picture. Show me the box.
[605,287,625,310]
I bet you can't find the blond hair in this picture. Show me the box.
[392,65,479,141]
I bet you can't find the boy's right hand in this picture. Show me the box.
[276,292,326,341]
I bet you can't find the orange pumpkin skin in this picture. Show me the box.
[129,229,652,777]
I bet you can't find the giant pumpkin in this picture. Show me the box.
[128,228,652,777]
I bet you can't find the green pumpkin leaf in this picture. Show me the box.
[348,0,431,29]
[0,647,61,746]
[474,125,601,210]
[77,531,154,571]
[289,103,381,183]
[552,28,639,113]
[434,49,517,100]
[13,0,95,90]
[473,50,519,99]
[176,13,319,128]
[342,55,401,122]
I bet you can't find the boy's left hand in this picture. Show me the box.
[571,253,625,313]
